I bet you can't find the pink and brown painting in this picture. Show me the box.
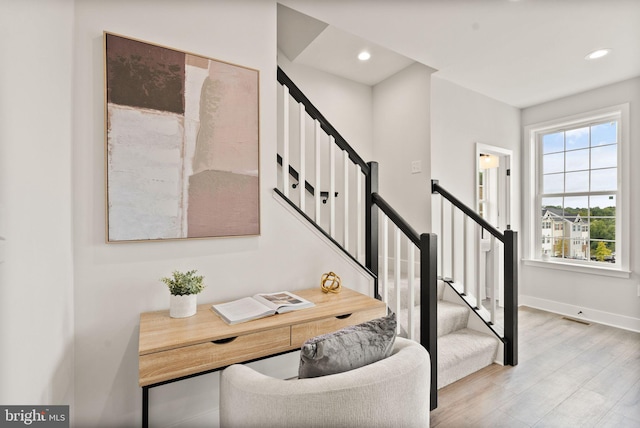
[105,33,259,241]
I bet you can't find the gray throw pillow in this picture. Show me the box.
[298,313,397,379]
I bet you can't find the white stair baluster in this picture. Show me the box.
[282,86,289,198]
[299,104,306,212]
[329,137,336,238]
[382,215,389,306]
[314,120,321,223]
[491,235,498,324]
[394,225,402,335]
[463,215,469,296]
[439,196,444,278]
[343,150,350,251]
[408,241,416,340]
[450,204,455,282]
[475,224,482,309]
[356,165,363,262]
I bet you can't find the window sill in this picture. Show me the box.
[523,259,631,279]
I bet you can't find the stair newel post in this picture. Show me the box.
[420,232,438,411]
[366,161,379,299]
[503,229,518,366]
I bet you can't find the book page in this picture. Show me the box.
[212,296,273,324]
[254,291,314,313]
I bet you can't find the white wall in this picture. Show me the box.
[8,2,636,426]
[0,1,373,427]
[521,77,640,331]
[278,50,374,162]
[280,0,436,236]
[431,76,521,286]
[0,0,75,410]
[373,63,435,234]
[72,1,375,426]
[279,48,434,247]
[431,76,521,218]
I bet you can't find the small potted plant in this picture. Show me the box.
[161,269,205,318]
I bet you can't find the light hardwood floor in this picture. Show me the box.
[430,306,640,427]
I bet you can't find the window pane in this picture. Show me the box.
[543,152,564,174]
[565,149,589,172]
[542,197,563,210]
[590,195,616,217]
[535,111,621,267]
[590,239,615,262]
[591,168,617,191]
[552,237,569,259]
[571,237,589,261]
[564,196,588,216]
[542,132,564,154]
[566,127,589,150]
[590,218,615,240]
[591,122,617,147]
[591,144,617,169]
[543,173,564,193]
[565,171,589,192]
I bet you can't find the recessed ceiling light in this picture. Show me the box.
[358,51,371,61]
[585,49,611,60]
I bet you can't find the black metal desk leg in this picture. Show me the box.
[142,386,149,428]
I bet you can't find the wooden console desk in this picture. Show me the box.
[138,287,386,427]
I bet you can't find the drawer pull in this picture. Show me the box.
[336,313,352,320]
[211,337,238,345]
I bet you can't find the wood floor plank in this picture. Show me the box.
[609,378,640,422]
[430,306,640,427]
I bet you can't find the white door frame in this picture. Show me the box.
[475,143,513,308]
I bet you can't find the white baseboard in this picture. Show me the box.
[520,294,640,333]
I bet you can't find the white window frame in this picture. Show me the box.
[523,103,630,278]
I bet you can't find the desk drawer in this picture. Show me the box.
[291,307,386,347]
[139,326,290,386]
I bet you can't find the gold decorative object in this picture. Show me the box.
[321,271,342,294]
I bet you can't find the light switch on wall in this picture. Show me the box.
[411,160,422,174]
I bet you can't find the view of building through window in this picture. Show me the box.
[539,120,617,263]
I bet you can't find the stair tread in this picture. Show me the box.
[437,300,469,337]
[438,328,498,359]
[437,328,499,388]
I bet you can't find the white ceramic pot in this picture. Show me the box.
[170,294,197,318]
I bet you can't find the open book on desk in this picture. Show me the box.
[211,291,315,325]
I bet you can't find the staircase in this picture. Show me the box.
[386,277,500,389]
[436,280,499,388]
[276,66,517,409]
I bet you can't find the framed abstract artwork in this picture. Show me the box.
[104,32,260,242]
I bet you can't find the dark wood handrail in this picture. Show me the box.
[273,188,374,278]
[431,180,504,242]
[432,179,518,366]
[371,192,420,247]
[277,67,370,174]
[278,60,518,406]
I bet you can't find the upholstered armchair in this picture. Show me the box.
[219,337,430,427]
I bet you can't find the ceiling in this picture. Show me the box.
[277,1,640,108]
